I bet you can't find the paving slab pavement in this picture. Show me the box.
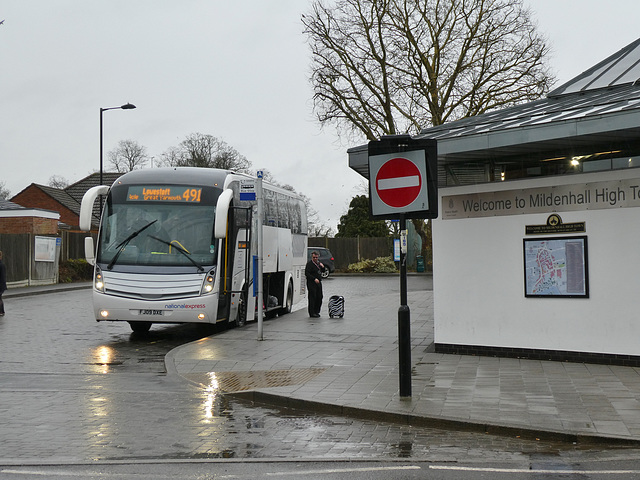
[166,289,640,446]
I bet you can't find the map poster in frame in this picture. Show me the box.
[523,236,589,298]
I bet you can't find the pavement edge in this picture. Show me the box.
[227,390,640,448]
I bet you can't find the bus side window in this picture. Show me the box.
[277,192,289,229]
[288,197,301,234]
[265,189,277,226]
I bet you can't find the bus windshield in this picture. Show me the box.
[96,184,219,269]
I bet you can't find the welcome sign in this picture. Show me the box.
[442,177,640,219]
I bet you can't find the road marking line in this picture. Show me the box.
[430,465,640,475]
[1,471,130,478]
[265,466,421,476]
[2,466,422,478]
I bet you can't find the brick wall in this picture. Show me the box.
[0,216,58,234]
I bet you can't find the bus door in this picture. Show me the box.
[218,205,252,323]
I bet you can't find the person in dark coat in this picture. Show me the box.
[305,250,325,318]
[0,251,6,316]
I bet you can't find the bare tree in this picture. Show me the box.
[160,133,251,173]
[0,181,10,200]
[158,146,182,167]
[48,175,69,189]
[108,139,148,173]
[302,0,555,140]
[309,221,336,237]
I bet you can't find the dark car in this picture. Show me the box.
[307,247,335,279]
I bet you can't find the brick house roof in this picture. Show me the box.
[0,199,59,217]
[0,199,25,211]
[10,172,123,231]
[37,184,80,214]
[64,172,122,203]
[64,172,122,224]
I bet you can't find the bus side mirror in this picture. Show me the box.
[214,189,234,239]
[80,185,110,231]
[85,237,95,266]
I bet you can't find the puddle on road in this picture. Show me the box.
[185,368,327,393]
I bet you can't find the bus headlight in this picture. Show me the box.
[95,266,105,293]
[201,269,216,295]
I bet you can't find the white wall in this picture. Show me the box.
[433,169,640,356]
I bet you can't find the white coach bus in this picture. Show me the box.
[79,167,308,333]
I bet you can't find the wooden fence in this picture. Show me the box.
[60,231,95,262]
[308,236,393,270]
[0,234,60,286]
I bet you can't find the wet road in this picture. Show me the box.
[0,275,638,470]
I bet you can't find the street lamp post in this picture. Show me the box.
[99,103,136,210]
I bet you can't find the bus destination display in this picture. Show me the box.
[127,186,202,203]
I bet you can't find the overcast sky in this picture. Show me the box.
[1,0,639,230]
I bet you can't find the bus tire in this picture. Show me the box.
[279,281,294,316]
[235,288,247,327]
[128,321,152,334]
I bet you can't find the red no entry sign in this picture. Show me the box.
[366,137,437,220]
[375,157,422,208]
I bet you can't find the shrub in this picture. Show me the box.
[346,256,397,273]
[58,259,93,283]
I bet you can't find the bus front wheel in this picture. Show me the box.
[128,321,152,334]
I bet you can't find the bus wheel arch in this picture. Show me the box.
[128,321,152,334]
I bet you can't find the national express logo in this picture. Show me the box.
[165,303,206,309]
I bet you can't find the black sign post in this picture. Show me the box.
[397,213,411,396]
[368,135,437,397]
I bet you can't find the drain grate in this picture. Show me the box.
[186,368,326,393]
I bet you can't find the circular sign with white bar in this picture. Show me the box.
[368,149,430,218]
[376,157,422,207]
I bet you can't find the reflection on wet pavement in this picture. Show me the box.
[188,368,327,393]
[92,346,120,374]
[203,372,220,421]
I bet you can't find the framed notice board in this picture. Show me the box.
[523,236,589,298]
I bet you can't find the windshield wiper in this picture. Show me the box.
[148,235,204,272]
[107,220,157,270]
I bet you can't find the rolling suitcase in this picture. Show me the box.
[328,295,345,318]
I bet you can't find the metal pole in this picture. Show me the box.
[256,173,264,340]
[99,108,104,213]
[398,215,412,397]
[98,103,136,213]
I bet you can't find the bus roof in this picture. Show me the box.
[110,167,305,202]
[111,167,232,188]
